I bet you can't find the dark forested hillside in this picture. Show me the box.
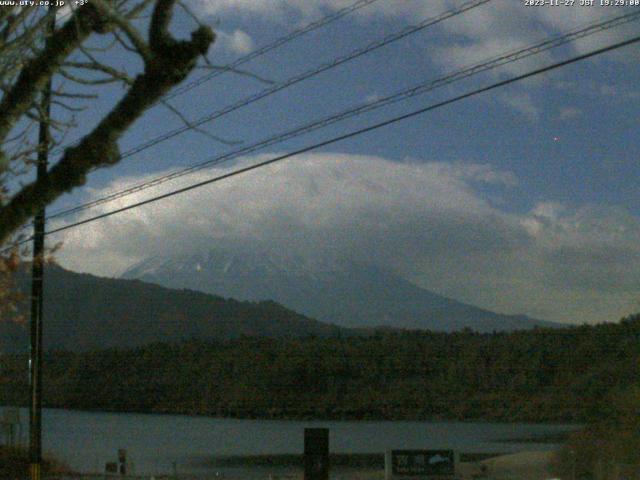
[0,264,344,352]
[1,315,638,423]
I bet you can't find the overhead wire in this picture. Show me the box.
[88,0,494,161]
[43,9,640,223]
[2,32,635,253]
[48,0,383,156]
[36,0,496,223]
[165,0,383,101]
[5,0,386,236]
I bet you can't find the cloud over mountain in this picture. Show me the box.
[53,152,640,325]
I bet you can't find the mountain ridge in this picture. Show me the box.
[0,264,345,353]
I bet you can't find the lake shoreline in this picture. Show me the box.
[185,451,559,480]
[0,403,582,426]
[1,407,578,476]
[193,452,505,469]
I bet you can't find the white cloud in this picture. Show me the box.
[188,0,447,22]
[558,107,582,120]
[364,93,381,104]
[190,0,622,55]
[56,4,74,22]
[53,153,640,325]
[500,92,540,121]
[215,29,255,54]
[188,0,630,119]
[190,0,630,62]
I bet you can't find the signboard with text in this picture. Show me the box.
[385,449,457,480]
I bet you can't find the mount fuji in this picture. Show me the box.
[121,246,560,332]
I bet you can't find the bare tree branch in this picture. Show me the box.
[0,0,215,244]
[112,27,139,54]
[92,0,153,62]
[63,60,134,85]
[125,0,156,19]
[51,89,99,99]
[160,99,241,146]
[51,100,87,112]
[0,4,113,168]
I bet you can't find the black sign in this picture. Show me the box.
[117,448,127,464]
[391,450,455,477]
[117,448,127,474]
[304,428,329,480]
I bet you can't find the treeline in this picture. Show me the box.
[1,315,638,423]
[555,385,640,479]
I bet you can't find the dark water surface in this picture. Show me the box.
[3,407,578,476]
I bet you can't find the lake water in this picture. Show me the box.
[2,407,578,476]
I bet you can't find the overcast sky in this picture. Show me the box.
[47,0,640,325]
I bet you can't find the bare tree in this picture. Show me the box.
[0,0,215,318]
[0,0,215,247]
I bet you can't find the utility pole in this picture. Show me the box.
[29,6,55,480]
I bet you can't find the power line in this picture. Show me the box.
[19,33,638,246]
[49,0,382,156]
[165,0,382,101]
[5,0,384,236]
[44,10,640,222]
[92,0,494,161]
[39,0,494,223]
